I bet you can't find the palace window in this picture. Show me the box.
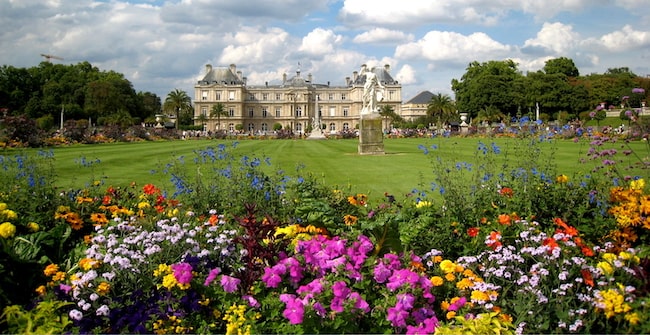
[276,93,282,100]
[248,108,254,117]
[261,123,268,131]
[329,123,336,131]
[262,107,268,118]
[343,123,350,130]
[228,91,235,101]
[215,91,221,100]
[229,107,235,117]
[341,93,346,100]
[201,91,208,100]
[343,107,349,117]
[329,106,336,117]
[275,108,281,117]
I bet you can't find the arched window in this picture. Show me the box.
[329,123,336,131]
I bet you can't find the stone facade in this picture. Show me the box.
[193,64,402,134]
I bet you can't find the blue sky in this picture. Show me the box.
[1,0,649,102]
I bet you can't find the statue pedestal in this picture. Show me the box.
[307,129,327,140]
[358,114,384,155]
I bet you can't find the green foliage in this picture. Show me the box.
[1,301,72,334]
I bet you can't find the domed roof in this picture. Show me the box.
[352,65,397,85]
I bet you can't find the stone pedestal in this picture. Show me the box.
[307,129,327,140]
[358,114,384,155]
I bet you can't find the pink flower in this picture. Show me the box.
[220,275,240,293]
[171,263,193,285]
[282,298,305,324]
[203,267,221,286]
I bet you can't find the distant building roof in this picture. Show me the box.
[405,91,434,104]
[351,64,398,86]
[198,64,245,85]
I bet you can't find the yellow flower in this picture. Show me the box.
[138,201,150,210]
[446,311,456,319]
[1,209,17,220]
[27,222,39,232]
[630,178,645,191]
[456,277,474,290]
[35,285,46,296]
[556,174,569,183]
[52,271,66,281]
[79,258,101,271]
[44,264,59,276]
[602,253,617,262]
[343,214,358,226]
[444,273,456,281]
[625,312,641,325]
[471,290,489,302]
[0,222,16,238]
[415,201,432,209]
[97,282,111,295]
[440,301,450,311]
[0,203,6,211]
[430,276,444,287]
[597,261,614,276]
[154,264,171,277]
[439,259,456,274]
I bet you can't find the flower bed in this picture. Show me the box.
[1,135,649,334]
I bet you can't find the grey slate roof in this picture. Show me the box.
[198,67,244,85]
[405,91,434,104]
[352,66,398,86]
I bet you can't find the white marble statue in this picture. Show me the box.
[361,65,385,115]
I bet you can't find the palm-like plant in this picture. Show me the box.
[163,89,192,129]
[210,103,228,130]
[427,93,456,129]
[379,105,403,130]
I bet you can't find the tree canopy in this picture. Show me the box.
[0,61,160,127]
[451,57,649,121]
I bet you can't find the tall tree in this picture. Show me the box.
[543,57,579,77]
[451,60,523,119]
[427,93,456,128]
[164,89,192,129]
[210,102,228,130]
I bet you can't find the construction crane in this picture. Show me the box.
[40,54,64,62]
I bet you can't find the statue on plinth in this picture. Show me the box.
[360,65,385,116]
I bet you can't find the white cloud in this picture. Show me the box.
[395,64,417,85]
[523,22,580,54]
[298,28,344,56]
[353,28,414,44]
[219,27,292,65]
[596,25,650,51]
[395,31,512,63]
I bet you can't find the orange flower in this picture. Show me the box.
[498,187,513,197]
[102,195,112,205]
[344,214,358,226]
[487,231,502,250]
[480,217,488,224]
[498,214,511,225]
[542,237,559,251]
[467,227,479,237]
[581,269,594,287]
[143,183,159,195]
[208,214,219,225]
[44,264,59,277]
[90,213,109,225]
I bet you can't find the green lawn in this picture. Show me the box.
[18,136,650,198]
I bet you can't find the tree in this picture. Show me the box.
[379,105,403,130]
[427,93,456,128]
[452,60,523,119]
[196,113,208,130]
[163,89,192,130]
[210,103,228,130]
[543,57,579,77]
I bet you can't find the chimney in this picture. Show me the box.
[307,73,312,82]
[205,64,212,73]
[345,76,350,86]
[229,64,236,75]
[352,71,358,82]
[283,73,287,83]
[237,70,242,80]
[385,64,390,72]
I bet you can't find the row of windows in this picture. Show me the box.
[200,90,397,101]
[200,106,352,117]
[220,122,352,132]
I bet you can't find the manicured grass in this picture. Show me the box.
[17,137,650,198]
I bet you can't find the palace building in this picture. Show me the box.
[193,63,402,134]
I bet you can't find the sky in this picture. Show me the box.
[1,0,649,102]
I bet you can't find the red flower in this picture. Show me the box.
[143,183,159,195]
[499,187,513,197]
[581,269,594,287]
[467,227,479,237]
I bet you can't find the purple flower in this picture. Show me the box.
[397,293,415,310]
[261,267,283,288]
[220,275,240,293]
[171,262,193,285]
[313,302,327,317]
[632,87,645,94]
[282,298,305,324]
[622,95,630,100]
[330,296,345,313]
[203,267,221,286]
[373,262,392,283]
[387,305,409,327]
[242,295,260,308]
[448,296,467,311]
[59,284,72,294]
[297,278,324,295]
[332,280,350,298]
[349,292,370,312]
